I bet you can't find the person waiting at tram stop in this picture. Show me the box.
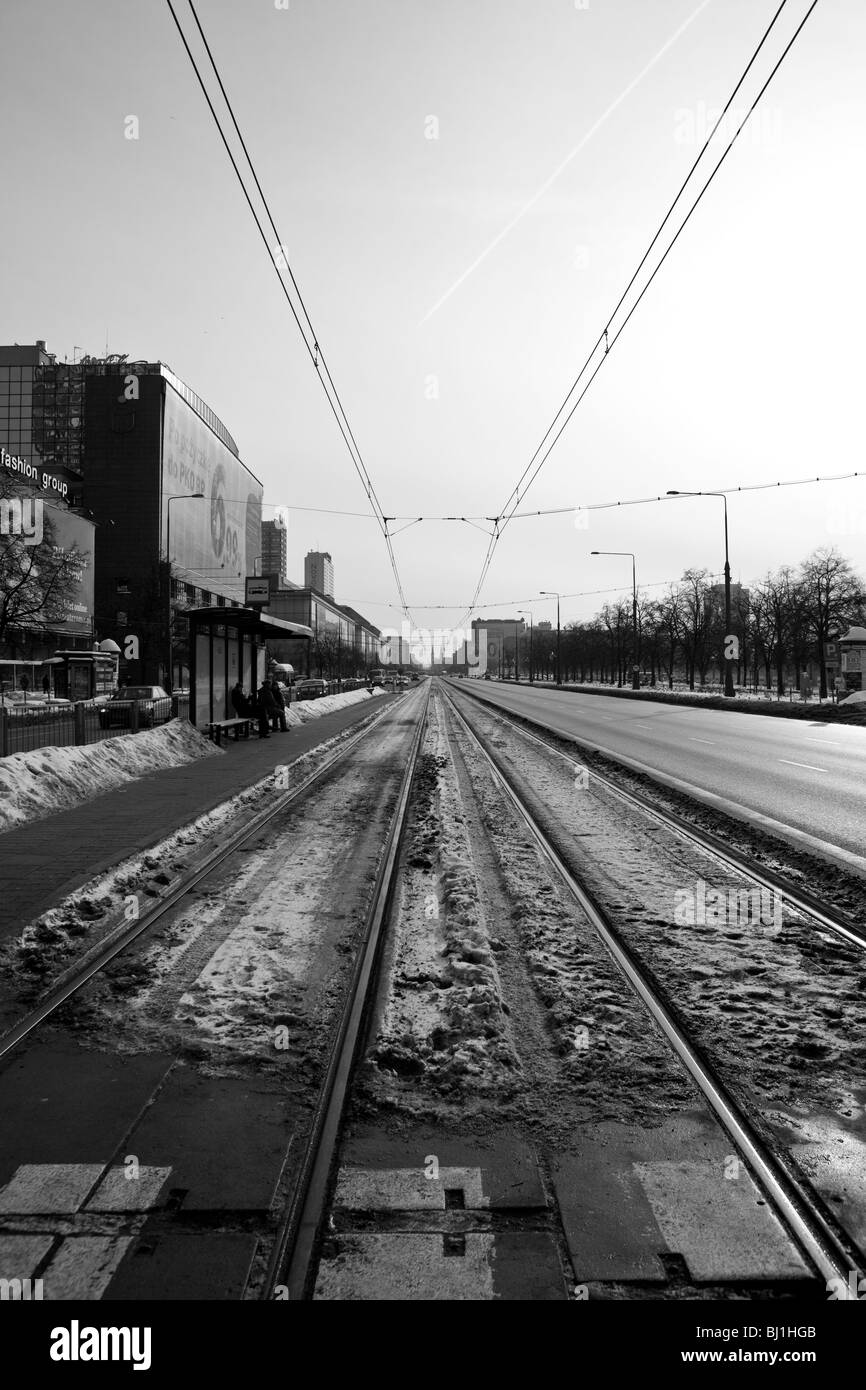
[230,680,250,718]
[256,678,277,738]
[270,678,288,732]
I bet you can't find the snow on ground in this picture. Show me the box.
[41,694,419,1075]
[286,687,383,724]
[0,719,221,835]
[366,692,521,1100]
[6,708,390,983]
[0,688,386,836]
[458,696,866,1122]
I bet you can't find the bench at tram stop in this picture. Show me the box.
[205,716,253,746]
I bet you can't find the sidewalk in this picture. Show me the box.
[0,696,397,934]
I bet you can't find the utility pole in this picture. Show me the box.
[518,610,533,683]
[540,592,561,686]
[592,551,639,689]
[667,491,735,697]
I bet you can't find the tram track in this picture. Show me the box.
[438,680,866,1300]
[448,682,865,954]
[263,683,431,1299]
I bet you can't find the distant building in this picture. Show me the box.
[261,519,288,583]
[536,620,552,631]
[708,582,750,623]
[381,633,415,669]
[304,550,334,598]
[264,587,379,677]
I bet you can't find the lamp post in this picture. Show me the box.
[666,490,735,697]
[539,591,561,686]
[591,551,639,689]
[518,610,533,683]
[165,493,204,691]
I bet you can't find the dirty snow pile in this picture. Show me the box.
[368,697,521,1099]
[0,719,221,834]
[283,687,383,726]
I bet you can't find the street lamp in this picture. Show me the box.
[165,492,205,691]
[539,591,561,686]
[518,610,533,683]
[591,550,639,689]
[666,491,735,698]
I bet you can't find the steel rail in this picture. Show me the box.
[0,697,400,1064]
[451,684,866,952]
[441,682,864,1300]
[263,684,432,1300]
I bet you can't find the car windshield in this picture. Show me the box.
[118,687,155,699]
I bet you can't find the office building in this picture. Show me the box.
[304,550,334,598]
[1,341,263,684]
[261,518,288,583]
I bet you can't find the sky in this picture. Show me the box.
[2,0,864,640]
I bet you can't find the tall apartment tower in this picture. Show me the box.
[261,519,288,582]
[304,549,334,598]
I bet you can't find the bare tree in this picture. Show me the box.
[797,548,865,698]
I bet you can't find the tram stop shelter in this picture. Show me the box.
[187,607,313,729]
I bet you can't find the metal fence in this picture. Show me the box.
[0,695,191,759]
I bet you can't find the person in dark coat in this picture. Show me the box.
[256,679,276,738]
[270,680,288,732]
[230,681,249,718]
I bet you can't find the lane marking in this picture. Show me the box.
[778,759,827,773]
[689,737,716,746]
[803,739,843,748]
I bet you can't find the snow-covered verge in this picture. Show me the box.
[0,719,221,835]
[283,687,384,725]
[8,695,418,1080]
[0,689,388,836]
[3,709,392,989]
[493,678,866,723]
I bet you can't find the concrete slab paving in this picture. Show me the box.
[553,1112,812,1286]
[0,1234,54,1283]
[339,1126,547,1207]
[334,1165,489,1211]
[105,1227,260,1300]
[41,1235,134,1301]
[0,1045,173,1189]
[0,1163,106,1215]
[83,1165,173,1213]
[314,1230,566,1300]
[634,1158,809,1281]
[122,1066,293,1212]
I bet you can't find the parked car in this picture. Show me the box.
[98,685,172,729]
[294,678,329,701]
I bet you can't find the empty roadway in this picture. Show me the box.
[453,681,866,873]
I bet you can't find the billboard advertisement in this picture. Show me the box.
[161,384,262,588]
[42,504,95,634]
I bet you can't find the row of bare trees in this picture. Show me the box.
[511,548,864,699]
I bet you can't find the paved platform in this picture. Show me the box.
[0,696,396,934]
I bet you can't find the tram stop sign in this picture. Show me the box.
[245,576,270,608]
